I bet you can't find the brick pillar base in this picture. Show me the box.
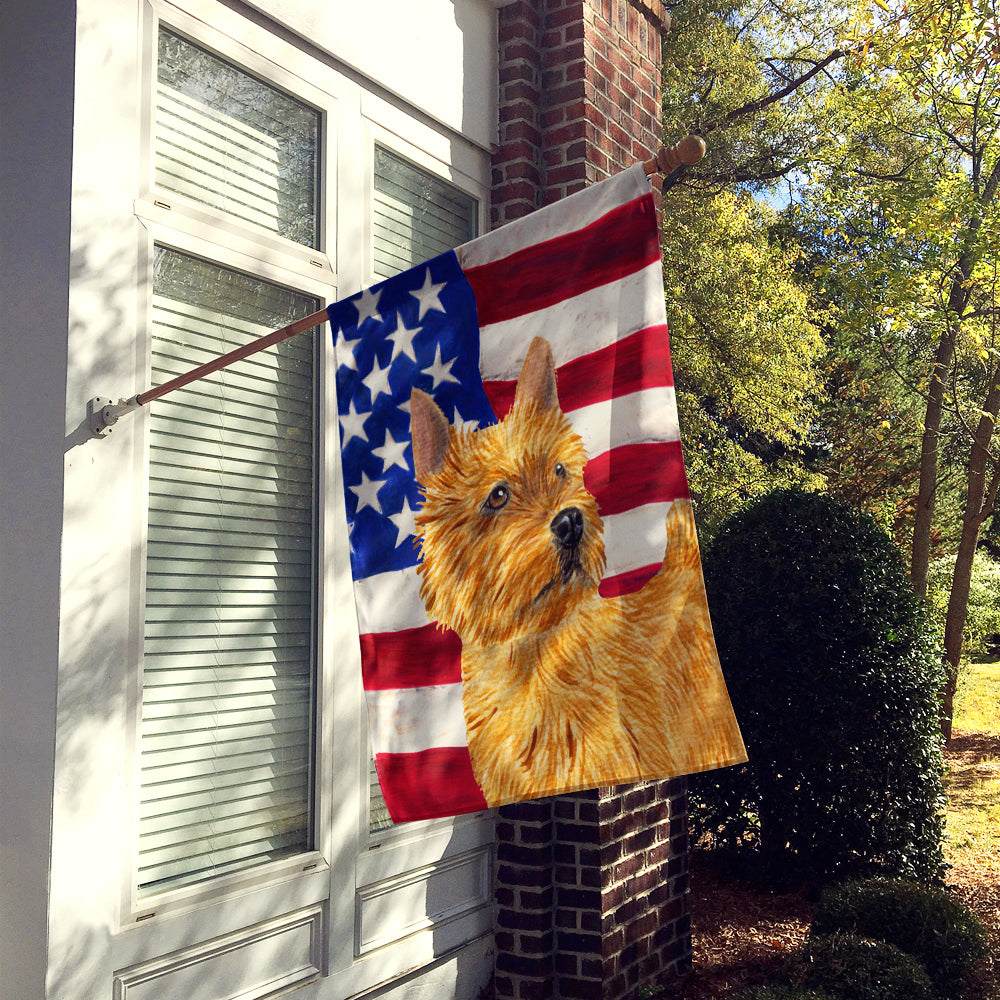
[494,781,690,1000]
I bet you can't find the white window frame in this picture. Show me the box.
[122,0,342,933]
[108,1,496,992]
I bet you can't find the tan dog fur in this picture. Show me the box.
[410,337,745,807]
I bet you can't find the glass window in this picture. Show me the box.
[372,146,477,279]
[155,27,320,248]
[138,246,319,895]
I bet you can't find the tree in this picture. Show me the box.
[800,0,1000,736]
[661,0,853,194]
[660,0,1000,736]
[659,1,850,533]
[662,189,825,534]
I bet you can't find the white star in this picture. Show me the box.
[452,406,481,433]
[424,344,460,389]
[372,428,410,472]
[410,269,446,320]
[354,287,383,327]
[387,316,420,363]
[388,496,417,541]
[363,355,394,403]
[350,470,387,514]
[339,399,370,447]
[335,331,359,372]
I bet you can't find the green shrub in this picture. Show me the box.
[792,933,934,1000]
[692,489,946,882]
[812,878,988,998]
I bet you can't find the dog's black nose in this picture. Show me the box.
[550,507,583,549]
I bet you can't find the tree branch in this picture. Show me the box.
[702,49,848,133]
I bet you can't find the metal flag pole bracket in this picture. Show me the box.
[86,139,704,440]
[88,395,141,438]
[85,305,329,439]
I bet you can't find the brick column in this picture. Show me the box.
[494,780,691,1000]
[491,4,692,999]
[493,0,668,226]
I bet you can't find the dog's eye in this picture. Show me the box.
[554,463,567,478]
[484,484,510,511]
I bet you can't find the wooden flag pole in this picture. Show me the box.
[87,307,329,437]
[88,138,705,437]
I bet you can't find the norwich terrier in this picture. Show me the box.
[410,337,745,807]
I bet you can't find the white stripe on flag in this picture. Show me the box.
[355,564,429,635]
[456,163,650,271]
[568,387,679,458]
[477,262,666,379]
[603,501,674,580]
[366,684,467,754]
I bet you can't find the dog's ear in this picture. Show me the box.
[514,336,559,411]
[410,389,451,480]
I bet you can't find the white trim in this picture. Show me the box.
[113,904,325,1000]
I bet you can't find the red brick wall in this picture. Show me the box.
[493,0,667,227]
[489,6,690,997]
[494,782,691,1000]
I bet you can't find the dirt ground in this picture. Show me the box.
[657,733,1000,999]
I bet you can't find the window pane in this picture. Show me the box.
[372,146,477,280]
[138,247,318,895]
[368,150,478,832]
[156,28,320,248]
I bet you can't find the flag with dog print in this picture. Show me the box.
[328,163,746,822]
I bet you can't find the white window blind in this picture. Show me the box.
[368,148,477,832]
[155,27,320,248]
[138,247,320,895]
[372,147,478,281]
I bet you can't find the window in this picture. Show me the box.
[56,0,497,993]
[155,28,320,247]
[372,146,478,280]
[139,248,318,895]
[136,26,324,898]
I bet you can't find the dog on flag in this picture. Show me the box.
[409,336,744,806]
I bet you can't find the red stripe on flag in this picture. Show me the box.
[360,622,462,691]
[598,562,661,598]
[483,325,673,420]
[584,441,689,517]
[375,748,488,822]
[464,195,660,327]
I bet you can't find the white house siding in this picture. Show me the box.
[243,0,499,153]
[0,1,76,996]
[0,1,499,997]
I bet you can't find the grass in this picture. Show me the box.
[946,660,1000,868]
[943,659,1000,1000]
[957,659,1000,734]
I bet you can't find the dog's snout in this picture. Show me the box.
[550,507,584,549]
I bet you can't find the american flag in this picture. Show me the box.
[327,164,689,822]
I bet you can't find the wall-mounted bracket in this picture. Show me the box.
[88,396,140,438]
